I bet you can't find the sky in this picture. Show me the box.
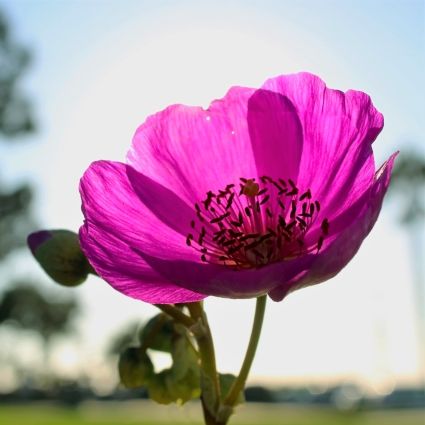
[1,0,424,394]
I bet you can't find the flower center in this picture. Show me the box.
[186,177,329,269]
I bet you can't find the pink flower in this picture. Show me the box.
[79,73,396,304]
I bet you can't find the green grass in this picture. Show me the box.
[0,401,424,425]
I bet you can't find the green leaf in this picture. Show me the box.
[118,347,154,389]
[28,229,92,287]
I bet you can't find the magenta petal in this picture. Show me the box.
[268,152,397,301]
[126,165,196,237]
[262,73,383,221]
[137,249,315,299]
[80,226,205,303]
[127,87,257,205]
[80,161,198,260]
[79,160,205,303]
[247,89,303,181]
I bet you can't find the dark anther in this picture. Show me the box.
[210,212,231,224]
[228,229,243,238]
[212,229,226,241]
[223,239,236,247]
[321,218,329,235]
[286,221,296,231]
[258,233,273,243]
[317,236,324,251]
[226,193,235,210]
[290,200,297,218]
[189,175,324,268]
[245,238,263,250]
[296,216,307,227]
[240,233,260,242]
[260,195,270,205]
[299,189,312,201]
[300,202,311,217]
[227,244,243,255]
[287,179,299,196]
[198,227,206,245]
[272,180,285,193]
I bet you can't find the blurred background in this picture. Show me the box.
[0,0,424,424]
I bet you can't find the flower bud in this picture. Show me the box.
[118,348,154,389]
[27,229,92,287]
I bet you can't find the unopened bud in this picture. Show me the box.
[27,229,93,287]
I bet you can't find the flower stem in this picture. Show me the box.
[154,304,195,328]
[223,295,267,408]
[187,302,221,419]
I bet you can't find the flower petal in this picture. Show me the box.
[137,249,315,299]
[262,73,383,221]
[247,89,303,181]
[80,161,197,260]
[268,152,397,301]
[80,225,205,303]
[79,160,205,303]
[127,87,257,205]
[126,165,198,237]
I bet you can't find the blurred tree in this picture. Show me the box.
[391,152,425,225]
[0,9,80,391]
[0,10,35,138]
[0,283,78,388]
[0,183,34,260]
[0,8,36,261]
[0,284,78,343]
[390,150,425,384]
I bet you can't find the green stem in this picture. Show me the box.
[223,295,267,407]
[154,304,195,328]
[187,302,221,416]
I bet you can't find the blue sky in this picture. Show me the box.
[1,0,424,393]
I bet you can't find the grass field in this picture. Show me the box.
[0,401,424,425]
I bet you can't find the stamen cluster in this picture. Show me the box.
[187,177,329,269]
